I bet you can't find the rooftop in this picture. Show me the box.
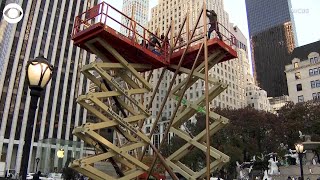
[291,40,320,60]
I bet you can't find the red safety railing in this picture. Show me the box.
[72,2,169,62]
[72,2,237,61]
[171,21,237,50]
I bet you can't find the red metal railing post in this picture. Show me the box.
[133,21,136,43]
[104,3,108,26]
[72,17,78,37]
[100,3,103,24]
[143,29,146,47]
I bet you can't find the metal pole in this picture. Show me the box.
[202,0,210,179]
[299,153,304,180]
[35,158,40,172]
[20,89,41,180]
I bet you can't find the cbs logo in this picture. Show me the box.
[3,3,23,24]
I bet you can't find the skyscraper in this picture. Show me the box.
[121,0,149,36]
[0,0,7,20]
[144,0,248,153]
[0,0,96,173]
[231,25,271,112]
[245,0,296,97]
[0,0,15,75]
[0,21,12,75]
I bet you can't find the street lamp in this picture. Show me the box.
[20,55,53,180]
[35,158,40,172]
[295,143,304,180]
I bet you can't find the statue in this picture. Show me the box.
[298,130,305,140]
[262,170,271,180]
[268,157,279,175]
[313,158,317,165]
[236,157,255,180]
[236,161,249,179]
[285,149,300,165]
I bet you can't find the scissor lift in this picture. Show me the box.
[71,1,237,180]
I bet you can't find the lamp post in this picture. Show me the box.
[20,56,53,180]
[295,143,304,180]
[35,158,40,172]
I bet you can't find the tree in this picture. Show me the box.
[162,107,282,179]
[161,101,320,179]
[209,107,282,178]
[277,101,320,147]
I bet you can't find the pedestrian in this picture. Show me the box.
[206,9,222,40]
[287,176,292,180]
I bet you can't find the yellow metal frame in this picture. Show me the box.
[166,61,231,179]
[71,37,178,179]
[71,61,151,179]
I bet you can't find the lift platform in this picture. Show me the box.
[71,1,238,180]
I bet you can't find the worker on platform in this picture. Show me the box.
[206,9,222,40]
[149,33,161,55]
[160,33,170,54]
[140,40,148,48]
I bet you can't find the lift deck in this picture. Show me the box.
[71,2,238,180]
[73,22,167,71]
[169,38,236,70]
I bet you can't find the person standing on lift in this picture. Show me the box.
[206,9,222,40]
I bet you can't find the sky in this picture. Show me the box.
[104,0,320,47]
[224,0,320,47]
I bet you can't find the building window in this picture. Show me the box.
[310,57,318,64]
[309,69,314,76]
[295,72,301,79]
[317,80,320,87]
[312,93,317,100]
[296,84,302,91]
[153,134,159,149]
[298,95,304,102]
[294,62,299,68]
[310,58,314,63]
[146,127,150,133]
[310,57,319,64]
[311,81,316,88]
[314,68,319,75]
